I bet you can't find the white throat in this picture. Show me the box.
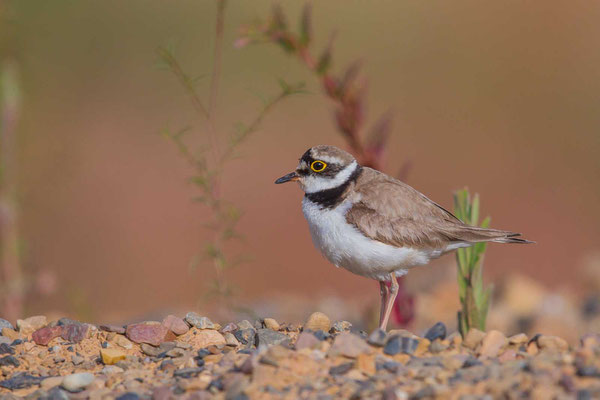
[302,161,358,194]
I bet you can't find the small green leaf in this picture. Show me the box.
[471,194,480,226]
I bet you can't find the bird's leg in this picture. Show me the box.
[379,273,399,331]
[378,281,390,328]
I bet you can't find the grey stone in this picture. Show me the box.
[45,387,70,400]
[0,343,14,354]
[424,322,447,342]
[234,329,256,346]
[0,355,19,367]
[329,362,353,375]
[0,319,14,331]
[255,329,290,348]
[99,324,126,334]
[367,329,387,347]
[140,343,161,357]
[185,312,215,329]
[384,335,419,355]
[57,318,81,327]
[116,393,140,400]
[0,373,43,390]
[236,320,254,330]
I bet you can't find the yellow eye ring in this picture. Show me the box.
[310,160,327,172]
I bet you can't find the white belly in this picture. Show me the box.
[302,198,432,281]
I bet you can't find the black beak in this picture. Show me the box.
[275,171,299,184]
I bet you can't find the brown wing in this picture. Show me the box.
[345,168,527,249]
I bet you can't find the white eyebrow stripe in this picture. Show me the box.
[315,156,344,165]
[303,161,358,193]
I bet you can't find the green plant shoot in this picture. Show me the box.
[453,188,493,336]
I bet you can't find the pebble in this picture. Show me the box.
[185,312,215,329]
[313,330,329,341]
[61,323,89,343]
[126,322,174,346]
[221,322,238,333]
[188,329,226,348]
[100,324,126,334]
[234,328,256,346]
[71,355,84,365]
[509,333,529,345]
[263,318,280,331]
[224,332,240,347]
[116,393,141,400]
[0,336,11,346]
[114,334,134,349]
[237,320,254,330]
[32,326,63,346]
[0,311,596,399]
[537,335,568,352]
[367,329,387,347]
[61,372,94,392]
[101,365,124,374]
[41,376,64,390]
[140,343,161,357]
[16,315,47,334]
[384,335,419,355]
[331,321,352,333]
[0,373,42,390]
[329,332,372,358]
[463,329,486,350]
[429,340,449,353]
[256,329,290,348]
[304,312,331,332]
[0,319,14,331]
[0,355,20,367]
[295,331,320,350]
[424,322,447,342]
[479,330,508,357]
[165,347,186,358]
[0,343,14,354]
[329,362,353,375]
[162,315,189,335]
[100,348,126,365]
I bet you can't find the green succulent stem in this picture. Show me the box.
[453,188,492,336]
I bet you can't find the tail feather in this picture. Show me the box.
[451,225,535,245]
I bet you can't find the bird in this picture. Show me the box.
[275,145,532,331]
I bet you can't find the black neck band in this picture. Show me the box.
[305,165,363,209]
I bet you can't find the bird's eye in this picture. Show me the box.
[310,160,327,172]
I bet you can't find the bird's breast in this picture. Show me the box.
[301,197,431,280]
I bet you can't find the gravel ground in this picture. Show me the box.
[0,312,599,399]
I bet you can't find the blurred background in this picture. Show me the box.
[0,1,599,342]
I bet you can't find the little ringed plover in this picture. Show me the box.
[275,145,532,331]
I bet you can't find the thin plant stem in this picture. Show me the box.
[0,60,22,322]
[208,0,227,118]
[156,47,209,120]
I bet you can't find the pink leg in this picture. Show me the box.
[379,273,399,331]
[378,281,390,328]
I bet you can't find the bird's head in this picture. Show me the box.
[275,145,359,194]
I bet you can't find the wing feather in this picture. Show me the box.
[345,168,528,249]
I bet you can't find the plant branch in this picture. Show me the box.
[156,47,210,119]
[208,0,227,118]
